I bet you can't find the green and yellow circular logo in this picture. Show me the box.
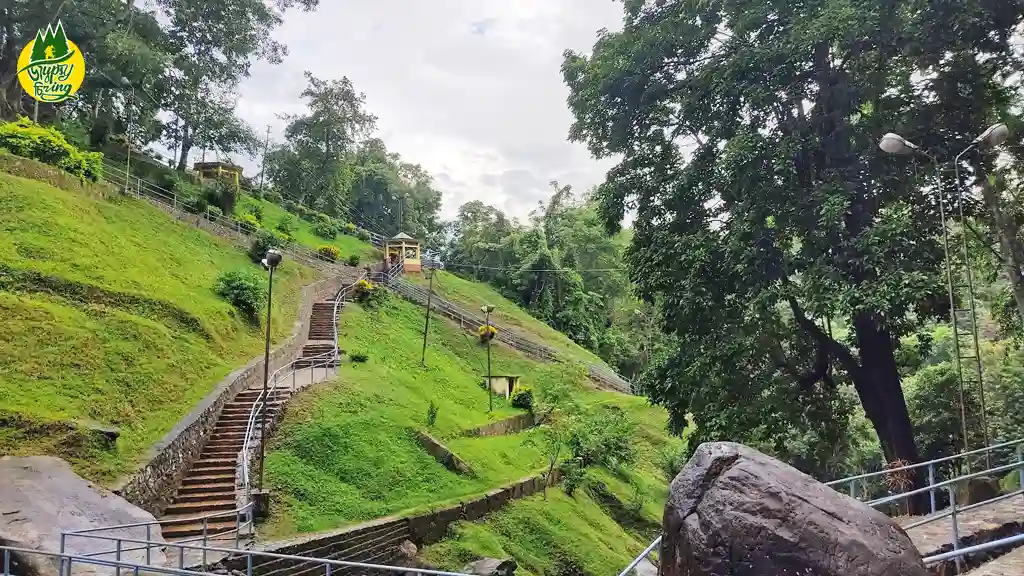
[17,20,86,103]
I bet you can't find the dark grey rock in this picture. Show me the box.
[461,558,517,576]
[0,456,166,576]
[661,442,928,576]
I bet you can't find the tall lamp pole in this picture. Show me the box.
[879,123,1009,470]
[482,305,495,412]
[258,248,283,490]
[420,262,437,366]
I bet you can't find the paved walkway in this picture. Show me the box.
[965,545,1024,575]
[899,496,1024,556]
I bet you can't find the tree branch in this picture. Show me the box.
[781,278,863,380]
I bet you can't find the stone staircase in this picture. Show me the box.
[158,283,357,541]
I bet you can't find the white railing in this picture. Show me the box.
[240,274,365,502]
[621,444,1024,574]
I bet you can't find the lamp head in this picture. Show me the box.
[264,248,283,269]
[879,133,918,155]
[481,305,495,314]
[975,123,1010,148]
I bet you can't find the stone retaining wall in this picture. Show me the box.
[415,431,474,475]
[227,470,562,571]
[463,414,535,437]
[113,274,349,516]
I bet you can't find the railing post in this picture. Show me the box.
[928,463,937,514]
[145,524,151,565]
[1017,446,1024,499]
[947,485,962,574]
[179,544,185,569]
[849,478,856,499]
[326,563,333,576]
[60,533,66,554]
[247,553,254,576]
[116,539,122,576]
[202,515,209,568]
[3,548,9,576]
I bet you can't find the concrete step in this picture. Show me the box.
[163,499,235,516]
[176,482,235,495]
[160,518,238,540]
[193,456,236,467]
[173,490,236,504]
[183,473,235,485]
[202,448,241,459]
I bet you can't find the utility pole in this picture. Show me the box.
[258,125,271,192]
[482,305,495,412]
[420,265,436,366]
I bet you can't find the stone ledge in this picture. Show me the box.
[415,430,474,476]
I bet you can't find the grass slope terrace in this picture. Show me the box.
[405,271,612,370]
[261,293,682,544]
[0,158,317,482]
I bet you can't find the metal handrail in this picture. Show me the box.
[826,437,1024,488]
[620,446,1024,573]
[617,535,662,576]
[240,275,365,502]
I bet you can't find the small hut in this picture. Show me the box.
[193,161,242,192]
[385,232,421,273]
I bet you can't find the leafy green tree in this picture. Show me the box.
[563,0,1024,506]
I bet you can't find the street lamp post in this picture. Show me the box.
[879,123,1008,469]
[482,305,495,412]
[420,262,437,366]
[258,248,283,490]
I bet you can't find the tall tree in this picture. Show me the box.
[563,0,1024,502]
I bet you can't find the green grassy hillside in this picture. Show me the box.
[0,161,317,482]
[262,291,682,544]
[406,271,611,369]
[236,195,382,264]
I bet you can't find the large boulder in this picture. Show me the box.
[461,558,517,576]
[661,442,928,576]
[0,456,166,575]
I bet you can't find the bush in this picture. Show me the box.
[313,216,339,240]
[354,278,389,310]
[0,117,103,181]
[242,202,264,223]
[276,214,299,236]
[347,254,361,267]
[560,460,586,497]
[249,230,285,263]
[478,324,497,343]
[659,444,687,481]
[215,269,267,321]
[202,179,238,216]
[184,194,208,215]
[235,212,260,233]
[343,222,358,235]
[426,401,439,427]
[317,245,341,262]
[264,190,282,203]
[567,408,638,470]
[351,352,369,363]
[205,205,224,221]
[510,386,533,410]
[356,228,372,242]
[282,199,298,213]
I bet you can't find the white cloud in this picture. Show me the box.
[223,0,624,221]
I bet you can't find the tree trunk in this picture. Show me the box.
[979,176,1024,328]
[851,313,928,515]
[177,123,193,171]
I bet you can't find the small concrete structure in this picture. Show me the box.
[385,232,421,273]
[483,375,522,399]
[193,161,242,191]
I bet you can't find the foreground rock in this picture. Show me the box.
[661,442,928,576]
[0,456,166,575]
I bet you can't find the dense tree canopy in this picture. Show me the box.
[563,0,1024,495]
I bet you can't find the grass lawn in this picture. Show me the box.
[0,166,318,483]
[406,270,612,369]
[261,292,683,542]
[236,195,382,264]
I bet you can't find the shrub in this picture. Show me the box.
[510,386,533,410]
[184,194,208,215]
[0,117,104,181]
[282,199,298,213]
[659,444,688,481]
[205,205,224,221]
[343,222,357,235]
[354,278,389,310]
[264,190,282,203]
[560,460,586,496]
[313,216,338,240]
[242,202,264,223]
[567,408,638,469]
[215,269,267,321]
[202,179,237,216]
[347,254,361,267]
[235,212,260,233]
[351,352,369,363]
[478,324,497,343]
[356,228,372,242]
[276,214,299,236]
[249,230,284,263]
[426,401,439,427]
[317,245,341,262]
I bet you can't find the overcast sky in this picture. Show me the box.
[226,0,624,221]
